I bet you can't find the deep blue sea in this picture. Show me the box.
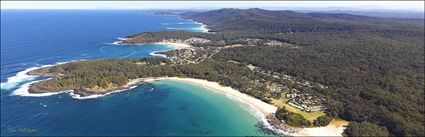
[0,10,272,136]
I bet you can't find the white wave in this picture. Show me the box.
[109,37,128,45]
[166,27,180,30]
[69,92,103,99]
[164,21,208,33]
[69,85,138,99]
[99,46,107,53]
[40,102,48,107]
[10,80,71,97]
[122,50,137,58]
[7,60,140,99]
[108,41,122,45]
[193,25,209,33]
[1,67,38,90]
[191,21,209,33]
[167,27,196,31]
[149,51,167,58]
[188,87,274,132]
[162,22,192,26]
[1,65,53,90]
[219,92,289,136]
[1,60,80,90]
[11,80,138,100]
[175,22,192,25]
[191,20,203,25]
[117,37,128,41]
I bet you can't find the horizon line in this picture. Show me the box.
[1,1,424,12]
[1,7,424,12]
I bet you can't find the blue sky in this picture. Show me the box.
[1,1,424,11]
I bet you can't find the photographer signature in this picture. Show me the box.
[6,125,37,133]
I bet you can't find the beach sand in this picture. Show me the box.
[143,77,277,116]
[192,22,209,33]
[297,118,349,137]
[198,26,209,33]
[154,42,191,49]
[136,77,349,136]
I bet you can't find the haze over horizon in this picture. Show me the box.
[1,1,424,12]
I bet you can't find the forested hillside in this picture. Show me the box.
[185,8,424,136]
[185,8,424,34]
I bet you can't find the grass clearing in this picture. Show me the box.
[271,98,326,121]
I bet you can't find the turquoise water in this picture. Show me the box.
[137,80,271,136]
[1,10,273,136]
[2,80,273,136]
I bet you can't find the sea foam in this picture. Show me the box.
[11,81,138,99]
[10,79,71,97]
[166,27,181,30]
[69,85,138,99]
[1,67,39,90]
[108,37,128,45]
[1,61,78,90]
[219,91,289,136]
[149,51,167,58]
[110,41,121,45]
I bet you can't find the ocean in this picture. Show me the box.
[0,10,272,136]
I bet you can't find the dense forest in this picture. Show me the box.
[195,9,424,136]
[31,58,280,101]
[185,8,424,34]
[32,8,424,136]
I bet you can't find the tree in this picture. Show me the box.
[343,121,389,137]
[314,115,333,127]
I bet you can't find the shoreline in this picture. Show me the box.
[192,20,210,33]
[142,77,284,135]
[149,42,192,58]
[196,24,209,33]
[18,73,348,136]
[141,77,349,137]
[298,118,349,136]
[16,77,144,99]
[111,39,192,49]
[111,39,193,58]
[153,42,191,49]
[143,77,277,116]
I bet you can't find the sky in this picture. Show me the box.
[1,1,424,12]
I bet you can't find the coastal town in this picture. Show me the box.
[158,38,328,113]
[148,38,344,135]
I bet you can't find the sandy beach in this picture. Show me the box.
[197,25,209,33]
[154,42,192,49]
[191,21,210,33]
[297,118,349,137]
[143,77,277,116]
[140,77,349,137]
[112,38,192,49]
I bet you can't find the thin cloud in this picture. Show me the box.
[1,1,423,12]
